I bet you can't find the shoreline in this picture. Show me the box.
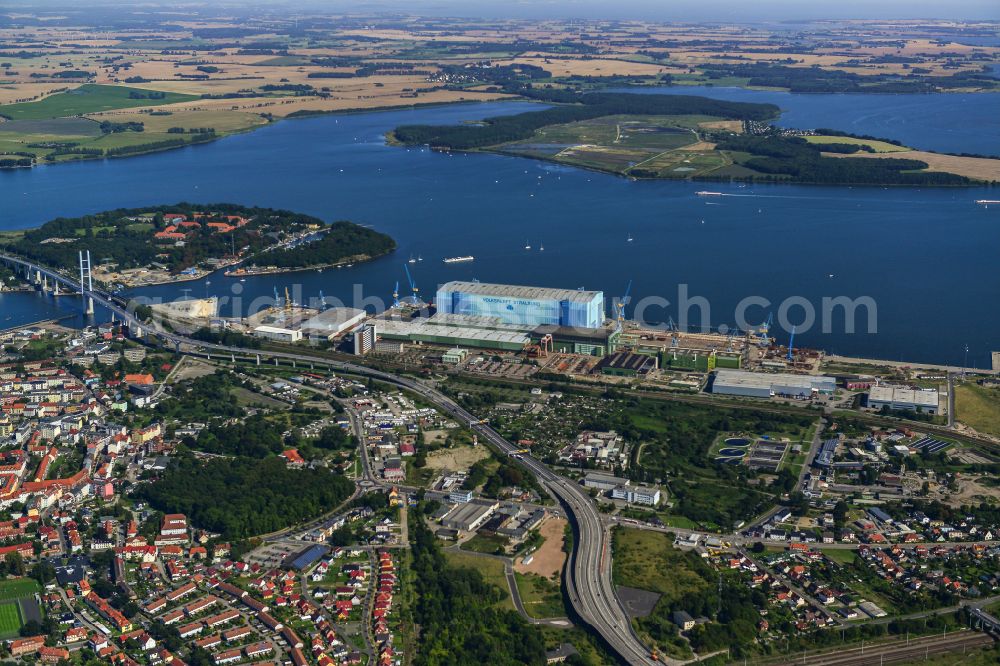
[223,252,392,278]
[414,142,996,189]
[0,95,520,172]
[8,82,998,174]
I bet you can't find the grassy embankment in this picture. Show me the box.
[955,382,1000,437]
[442,550,515,611]
[612,527,707,660]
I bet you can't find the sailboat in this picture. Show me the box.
[524,240,531,250]
[539,243,545,251]
[408,255,416,264]
[627,233,633,242]
[417,255,423,262]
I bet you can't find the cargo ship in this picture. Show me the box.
[443,256,474,264]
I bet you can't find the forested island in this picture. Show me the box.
[392,90,779,149]
[0,203,395,286]
[391,91,995,186]
[239,219,397,274]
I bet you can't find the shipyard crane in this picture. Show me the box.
[392,281,400,308]
[755,312,774,346]
[273,286,281,307]
[787,324,796,361]
[319,290,327,309]
[403,263,420,305]
[616,279,632,332]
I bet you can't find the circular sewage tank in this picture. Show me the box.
[718,447,749,457]
[724,437,751,447]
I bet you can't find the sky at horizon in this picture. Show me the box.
[5,0,1000,21]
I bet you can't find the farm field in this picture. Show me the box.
[0,84,196,120]
[826,150,1000,182]
[805,134,911,152]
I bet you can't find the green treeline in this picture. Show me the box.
[715,135,971,185]
[702,62,999,93]
[193,414,288,458]
[392,92,778,150]
[409,509,547,665]
[258,220,396,269]
[136,455,354,539]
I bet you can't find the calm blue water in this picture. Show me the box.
[1,94,998,367]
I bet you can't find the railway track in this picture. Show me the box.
[762,631,994,666]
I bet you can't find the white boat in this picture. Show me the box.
[408,255,416,264]
[524,240,531,250]
[696,191,723,196]
[627,233,633,242]
[539,244,544,251]
[443,256,474,264]
[976,199,1000,205]
[418,255,423,262]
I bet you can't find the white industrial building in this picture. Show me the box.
[300,307,366,341]
[582,472,629,491]
[583,473,661,506]
[611,485,661,506]
[253,325,302,343]
[711,369,835,399]
[867,385,939,414]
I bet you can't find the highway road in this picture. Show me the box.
[0,253,659,665]
[9,251,995,665]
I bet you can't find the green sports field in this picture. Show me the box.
[0,601,22,637]
[0,84,196,120]
[0,578,40,601]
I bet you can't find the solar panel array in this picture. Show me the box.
[910,436,952,454]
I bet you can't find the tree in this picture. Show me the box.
[30,561,56,586]
[4,552,24,577]
[19,619,42,636]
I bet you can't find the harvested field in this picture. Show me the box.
[0,82,73,105]
[698,119,743,133]
[511,56,670,78]
[806,135,910,152]
[0,117,100,135]
[827,150,1000,182]
[515,516,566,579]
[424,445,490,472]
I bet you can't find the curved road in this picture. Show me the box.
[1,253,659,665]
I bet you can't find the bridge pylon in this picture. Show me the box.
[78,250,94,315]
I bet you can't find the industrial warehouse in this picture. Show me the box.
[866,385,940,414]
[435,281,605,329]
[710,369,836,399]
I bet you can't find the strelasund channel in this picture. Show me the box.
[1,87,998,367]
